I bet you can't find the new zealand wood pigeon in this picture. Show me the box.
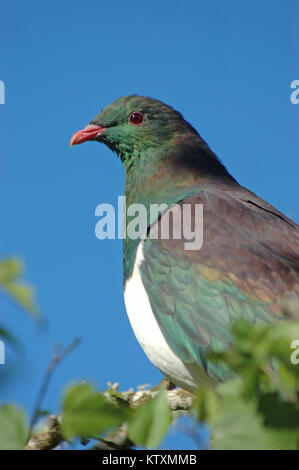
[70,95,299,391]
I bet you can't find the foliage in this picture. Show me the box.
[127,388,172,448]
[194,319,299,450]
[62,382,131,440]
[0,404,28,450]
[0,257,39,318]
[1,257,298,450]
[0,257,39,346]
[61,384,172,448]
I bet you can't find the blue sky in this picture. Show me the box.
[0,1,298,449]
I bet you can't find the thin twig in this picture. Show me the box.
[27,338,81,440]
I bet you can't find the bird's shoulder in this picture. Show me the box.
[145,184,299,282]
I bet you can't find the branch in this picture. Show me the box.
[25,415,63,450]
[25,381,194,450]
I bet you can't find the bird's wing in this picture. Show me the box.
[140,188,299,381]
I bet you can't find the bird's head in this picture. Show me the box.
[70,95,199,161]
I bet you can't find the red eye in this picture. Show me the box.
[129,112,144,125]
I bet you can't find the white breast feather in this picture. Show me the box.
[124,242,215,391]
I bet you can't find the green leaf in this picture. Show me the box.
[3,283,38,317]
[0,404,28,450]
[270,322,299,374]
[0,257,39,318]
[276,361,298,400]
[208,380,299,450]
[61,382,129,439]
[258,392,299,429]
[128,389,172,449]
[212,397,297,449]
[0,258,22,283]
[194,386,219,423]
[199,320,299,449]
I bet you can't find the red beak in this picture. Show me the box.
[70,125,106,147]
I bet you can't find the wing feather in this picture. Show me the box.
[140,188,299,380]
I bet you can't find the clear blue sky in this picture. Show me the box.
[0,1,298,449]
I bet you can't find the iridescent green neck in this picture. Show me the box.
[122,136,236,283]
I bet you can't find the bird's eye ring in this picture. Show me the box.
[129,112,144,125]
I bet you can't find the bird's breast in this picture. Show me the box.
[123,241,208,391]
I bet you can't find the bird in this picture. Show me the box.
[70,95,299,392]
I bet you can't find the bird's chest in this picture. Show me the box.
[123,242,199,390]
